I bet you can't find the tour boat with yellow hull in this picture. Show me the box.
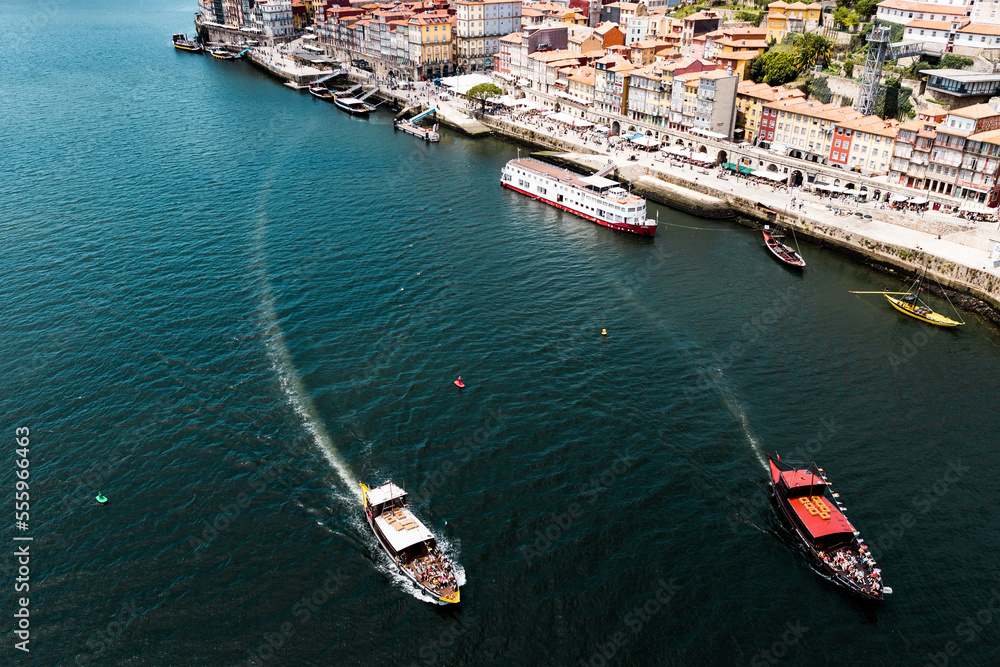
[768,455,888,602]
[850,268,964,327]
[172,33,203,53]
[359,481,460,604]
[501,157,657,237]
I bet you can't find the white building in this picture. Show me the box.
[260,0,294,38]
[626,16,649,45]
[875,0,972,26]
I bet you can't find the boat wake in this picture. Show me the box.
[252,207,460,604]
[711,370,767,470]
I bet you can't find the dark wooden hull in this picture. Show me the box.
[763,231,805,268]
[768,460,883,602]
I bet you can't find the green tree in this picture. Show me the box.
[736,8,763,24]
[939,54,974,69]
[845,10,861,27]
[465,83,503,111]
[856,0,878,17]
[833,6,850,27]
[811,75,833,103]
[763,51,800,85]
[843,58,854,78]
[795,33,833,70]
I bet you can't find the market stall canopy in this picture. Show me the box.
[630,136,659,147]
[438,73,493,95]
[910,197,929,205]
[889,194,909,203]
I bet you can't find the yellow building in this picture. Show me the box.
[735,80,805,144]
[567,66,597,104]
[765,1,823,42]
[761,98,862,161]
[409,15,454,79]
[630,39,673,66]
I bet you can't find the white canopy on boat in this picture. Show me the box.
[367,482,407,506]
[374,511,434,552]
[580,174,618,189]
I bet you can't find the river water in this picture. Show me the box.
[3,2,1000,665]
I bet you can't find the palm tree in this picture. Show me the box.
[795,34,833,71]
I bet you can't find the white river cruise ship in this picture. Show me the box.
[501,158,656,237]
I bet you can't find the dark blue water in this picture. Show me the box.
[3,2,1000,665]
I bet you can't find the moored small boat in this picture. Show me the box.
[767,454,886,602]
[308,84,335,101]
[762,225,805,268]
[172,33,203,53]
[359,481,460,604]
[850,268,964,327]
[884,293,963,327]
[335,95,375,115]
[208,46,241,60]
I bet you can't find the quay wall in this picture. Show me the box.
[545,154,1000,323]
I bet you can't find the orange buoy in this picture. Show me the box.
[454,376,465,388]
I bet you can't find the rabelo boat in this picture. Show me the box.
[767,454,887,601]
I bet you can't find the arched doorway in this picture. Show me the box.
[611,120,621,136]
[675,138,685,146]
[844,183,856,190]
[789,170,803,187]
[767,163,779,172]
[717,150,728,165]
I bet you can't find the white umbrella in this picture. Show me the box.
[889,194,909,203]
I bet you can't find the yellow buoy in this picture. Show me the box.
[602,329,607,336]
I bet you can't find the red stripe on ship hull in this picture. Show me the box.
[502,182,656,237]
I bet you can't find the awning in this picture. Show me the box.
[626,132,645,141]
[910,197,929,205]
[629,136,659,147]
[738,165,754,175]
[374,513,435,552]
[756,171,786,181]
[517,78,530,86]
[722,162,737,170]
[667,145,689,156]
[890,194,909,202]
[594,124,610,132]
[581,174,619,189]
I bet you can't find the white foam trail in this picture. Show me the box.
[605,272,767,470]
[252,205,451,604]
[257,272,362,502]
[710,368,767,469]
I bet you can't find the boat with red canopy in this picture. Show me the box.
[767,454,887,601]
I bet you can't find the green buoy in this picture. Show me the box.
[96,493,108,505]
